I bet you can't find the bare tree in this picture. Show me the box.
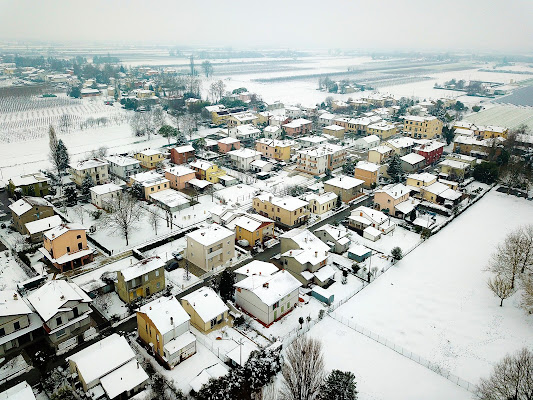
[520,274,533,313]
[102,193,143,246]
[210,80,225,103]
[489,228,524,289]
[280,336,326,400]
[73,205,85,225]
[149,208,161,236]
[152,106,166,131]
[476,347,533,400]
[202,60,214,78]
[519,224,533,274]
[487,275,515,307]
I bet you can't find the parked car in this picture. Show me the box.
[165,261,179,272]
[172,251,183,260]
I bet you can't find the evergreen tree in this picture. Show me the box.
[409,209,417,222]
[218,270,235,302]
[64,186,77,206]
[158,124,178,144]
[131,183,145,199]
[81,173,94,197]
[391,246,403,260]
[387,155,403,183]
[56,140,70,172]
[320,370,358,400]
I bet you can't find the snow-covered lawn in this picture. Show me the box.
[213,184,259,206]
[143,237,187,259]
[332,189,533,384]
[0,250,30,290]
[347,224,422,257]
[92,292,130,321]
[165,268,202,295]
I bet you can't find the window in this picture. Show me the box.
[0,328,4,337]
[272,301,279,310]
[66,246,70,253]
[78,242,83,250]
[145,275,149,282]
[146,324,148,333]
[77,235,81,239]
[155,270,159,277]
[56,316,62,325]
[210,317,218,328]
[156,334,159,342]
[14,321,20,330]
[56,329,66,338]
[156,282,160,289]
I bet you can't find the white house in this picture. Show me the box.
[348,206,396,238]
[263,125,282,139]
[234,260,279,282]
[354,135,380,150]
[105,155,141,180]
[250,159,273,173]
[228,148,262,171]
[314,224,351,254]
[228,124,261,141]
[89,183,122,209]
[0,381,37,400]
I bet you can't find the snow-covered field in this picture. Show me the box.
[331,189,533,385]
[347,224,422,257]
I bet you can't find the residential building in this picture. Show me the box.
[438,159,471,181]
[218,137,241,153]
[185,225,235,272]
[116,257,166,304]
[400,153,426,173]
[354,135,380,151]
[130,171,170,200]
[69,158,109,187]
[234,269,301,326]
[335,116,382,135]
[27,280,92,352]
[205,105,229,125]
[482,125,508,139]
[368,145,395,164]
[25,215,62,243]
[255,138,294,161]
[134,149,166,170]
[105,155,141,180]
[445,153,477,168]
[262,125,282,139]
[228,112,258,127]
[228,124,261,141]
[367,122,397,139]
[170,145,195,165]
[164,165,196,190]
[67,333,148,397]
[385,137,415,156]
[414,140,445,165]
[418,181,462,205]
[189,160,226,183]
[253,193,309,228]
[403,115,443,139]
[269,115,290,126]
[250,159,273,173]
[348,206,396,239]
[285,106,302,118]
[323,125,345,139]
[406,172,438,190]
[453,136,503,159]
[354,161,380,188]
[0,382,37,400]
[8,173,50,197]
[9,196,54,235]
[227,213,275,246]
[318,112,336,126]
[280,228,334,287]
[40,223,93,271]
[323,175,365,203]
[283,118,312,136]
[298,136,328,148]
[374,183,413,217]
[150,189,190,213]
[348,245,372,262]
[228,148,262,171]
[256,111,273,125]
[0,291,43,357]
[181,287,229,333]
[234,261,279,283]
[314,224,351,254]
[137,297,196,368]
[296,144,346,175]
[305,192,338,215]
[89,183,122,209]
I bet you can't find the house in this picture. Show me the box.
[414,140,445,165]
[164,165,196,190]
[323,175,365,203]
[445,153,477,168]
[348,206,396,236]
[150,189,190,212]
[170,145,195,165]
[347,244,372,262]
[354,135,380,151]
[8,173,50,197]
[227,213,275,246]
[134,149,166,169]
[253,193,309,228]
[400,153,426,173]
[280,228,334,287]
[0,382,37,400]
[256,111,273,125]
[366,122,397,139]
[304,192,338,215]
[189,160,226,183]
[285,106,302,118]
[39,223,93,271]
[234,269,301,326]
[323,125,345,139]
[234,261,279,283]
[374,183,412,217]
[255,138,294,161]
[105,155,141,180]
[116,257,166,304]
[405,172,437,189]
[438,159,471,181]
[185,225,235,272]
[298,136,328,148]
[25,215,62,243]
[228,112,258,127]
[419,181,462,206]
[89,183,122,209]
[482,125,508,139]
[27,280,92,353]
[250,159,273,173]
[137,297,196,368]
[269,115,290,126]
[228,124,261,141]
[9,196,54,235]
[80,88,100,97]
[0,291,43,357]
[263,125,282,139]
[67,333,149,398]
[228,148,262,171]
[296,144,346,175]
[453,136,503,159]
[385,137,415,156]
[130,171,170,200]
[403,115,443,139]
[314,224,351,254]
[368,145,395,164]
[318,112,336,126]
[69,158,109,186]
[354,161,380,188]
[181,287,229,333]
[205,105,228,124]
[218,137,241,153]
[282,118,312,136]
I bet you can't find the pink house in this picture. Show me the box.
[218,137,241,153]
[164,165,196,190]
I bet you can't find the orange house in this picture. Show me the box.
[217,137,241,153]
[354,161,380,188]
[164,166,196,190]
[39,223,93,271]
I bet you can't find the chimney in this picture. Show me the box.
[246,269,249,273]
[263,282,269,288]
[289,250,292,256]
[315,251,318,257]
[170,316,174,325]
[13,293,18,300]
[259,271,261,275]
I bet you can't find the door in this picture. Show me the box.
[146,287,150,297]
[274,310,277,320]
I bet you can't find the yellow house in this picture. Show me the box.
[403,116,443,139]
[368,146,395,164]
[69,158,109,186]
[323,175,365,203]
[134,149,166,169]
[228,112,258,127]
[229,213,275,245]
[483,125,508,139]
[367,122,397,139]
[253,193,309,228]
[130,171,170,200]
[323,125,345,139]
[181,287,229,333]
[405,172,437,189]
[189,160,226,183]
[255,138,293,161]
[305,192,337,215]
[354,161,380,188]
[40,223,93,272]
[116,257,166,304]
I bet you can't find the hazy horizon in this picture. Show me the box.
[1,0,532,54]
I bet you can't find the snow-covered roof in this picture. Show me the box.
[263,125,281,133]
[163,331,196,356]
[387,137,414,149]
[100,359,149,400]
[283,118,312,128]
[250,159,271,168]
[67,334,136,387]
[414,141,445,153]
[229,213,273,232]
[218,137,240,144]
[305,192,337,204]
[357,134,380,144]
[131,171,169,187]
[205,104,226,113]
[137,149,163,156]
[43,223,86,241]
[297,144,344,157]
[403,115,437,122]
[27,280,91,322]
[363,226,382,237]
[355,161,380,173]
[234,270,302,306]
[9,173,49,187]
[69,158,108,171]
[165,165,195,177]
[89,183,122,195]
[228,148,262,159]
[120,257,165,282]
[370,145,394,155]
[173,145,195,153]
[324,124,345,131]
[400,153,426,165]
[231,112,257,122]
[149,189,189,208]
[394,199,418,215]
[368,122,395,131]
[25,215,62,235]
[348,244,371,257]
[313,265,336,282]
[186,224,234,246]
[256,138,294,148]
[234,260,279,278]
[106,155,140,167]
[190,364,229,393]
[0,381,36,400]
[139,297,190,335]
[227,341,259,367]
[8,196,52,216]
[314,223,349,240]
[189,160,213,170]
[353,206,389,225]
[376,183,410,200]
[233,124,261,137]
[255,192,308,211]
[0,290,33,317]
[299,136,328,144]
[407,172,437,184]
[280,228,330,265]
[182,287,228,323]
[189,178,212,189]
[324,175,364,190]
[439,159,470,170]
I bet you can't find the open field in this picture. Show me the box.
[463,103,533,130]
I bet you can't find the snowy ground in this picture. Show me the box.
[347,224,422,257]
[331,189,533,384]
[213,184,259,207]
[0,250,31,290]
[165,268,202,295]
[92,291,129,321]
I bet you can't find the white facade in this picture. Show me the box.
[105,155,141,180]
[228,148,262,170]
[89,183,122,208]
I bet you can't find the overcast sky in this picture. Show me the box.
[0,0,532,53]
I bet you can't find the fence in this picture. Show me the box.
[194,333,230,364]
[328,311,476,393]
